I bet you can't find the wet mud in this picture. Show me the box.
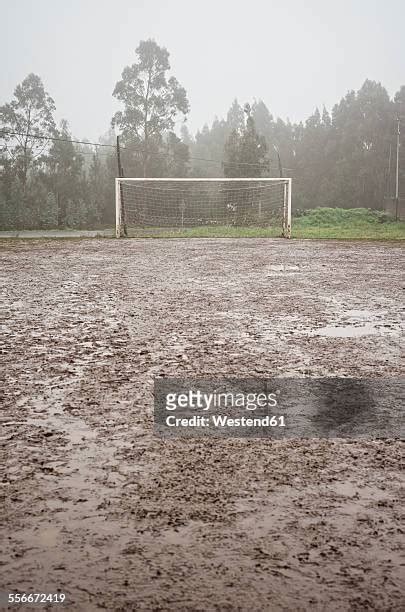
[1,238,404,611]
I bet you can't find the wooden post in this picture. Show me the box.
[395,118,400,221]
[273,145,283,178]
[116,135,127,236]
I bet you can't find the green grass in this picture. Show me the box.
[2,208,404,240]
[292,207,405,240]
[292,224,405,239]
[127,208,405,240]
[129,226,282,238]
[295,207,391,226]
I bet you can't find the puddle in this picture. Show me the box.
[158,521,204,546]
[16,526,61,550]
[345,309,383,320]
[312,307,403,338]
[316,324,379,338]
[24,385,131,513]
[268,264,300,275]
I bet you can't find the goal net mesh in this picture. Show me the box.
[117,179,291,237]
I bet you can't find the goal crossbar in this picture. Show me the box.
[115,177,292,238]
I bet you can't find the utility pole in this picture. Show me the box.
[116,135,123,178]
[273,144,283,178]
[395,117,400,221]
[116,135,127,236]
[386,144,392,197]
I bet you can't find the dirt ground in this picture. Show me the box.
[1,238,404,612]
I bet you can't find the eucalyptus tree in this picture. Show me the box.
[112,39,189,176]
[0,73,56,188]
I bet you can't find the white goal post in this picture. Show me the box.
[115,177,292,238]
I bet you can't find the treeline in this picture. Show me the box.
[0,39,404,230]
[189,86,404,212]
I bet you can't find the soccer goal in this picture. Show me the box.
[115,178,292,238]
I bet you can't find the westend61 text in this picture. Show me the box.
[166,415,285,427]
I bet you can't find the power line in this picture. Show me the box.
[121,146,270,168]
[0,129,281,169]
[0,130,115,149]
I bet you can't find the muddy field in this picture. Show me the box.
[1,238,404,611]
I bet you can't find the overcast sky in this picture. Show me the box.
[1,0,404,142]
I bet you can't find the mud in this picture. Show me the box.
[1,238,404,611]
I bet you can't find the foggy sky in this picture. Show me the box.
[1,0,404,142]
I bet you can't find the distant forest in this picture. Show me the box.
[0,39,404,230]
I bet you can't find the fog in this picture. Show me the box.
[1,0,403,140]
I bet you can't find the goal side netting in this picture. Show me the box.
[115,178,291,238]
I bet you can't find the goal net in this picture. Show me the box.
[115,178,291,238]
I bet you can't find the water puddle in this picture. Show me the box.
[316,324,378,338]
[313,309,401,338]
[158,521,204,546]
[24,384,131,517]
[345,309,381,319]
[267,264,300,276]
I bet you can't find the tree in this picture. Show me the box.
[85,153,104,226]
[0,73,56,189]
[329,80,394,209]
[223,104,268,178]
[146,131,190,177]
[251,100,297,176]
[394,85,405,117]
[293,107,332,208]
[180,124,194,147]
[251,100,273,138]
[163,132,190,177]
[187,119,227,177]
[186,101,250,178]
[226,99,245,133]
[322,106,331,128]
[112,39,189,176]
[47,120,85,228]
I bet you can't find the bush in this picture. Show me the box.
[294,207,395,227]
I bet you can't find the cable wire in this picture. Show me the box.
[0,129,284,169]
